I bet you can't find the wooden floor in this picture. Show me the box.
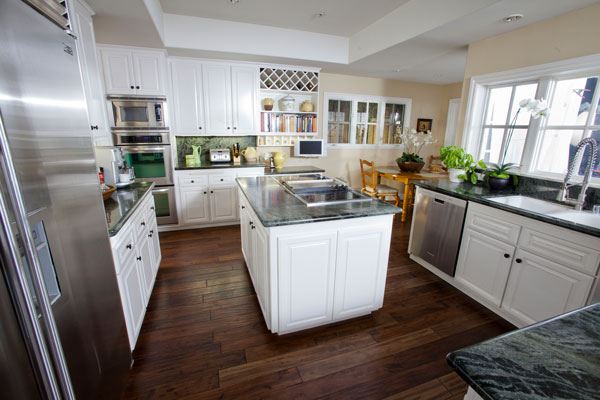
[123,217,514,399]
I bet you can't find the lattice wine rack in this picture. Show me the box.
[260,67,319,92]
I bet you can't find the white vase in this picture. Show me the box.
[448,168,465,183]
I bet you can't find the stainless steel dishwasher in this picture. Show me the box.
[409,187,467,276]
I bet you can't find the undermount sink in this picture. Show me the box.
[487,195,600,229]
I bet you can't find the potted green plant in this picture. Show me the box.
[486,163,515,190]
[396,128,436,173]
[459,159,487,184]
[439,146,474,182]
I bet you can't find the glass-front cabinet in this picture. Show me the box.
[324,94,411,146]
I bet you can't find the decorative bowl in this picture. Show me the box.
[397,161,425,173]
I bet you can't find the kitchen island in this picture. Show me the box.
[236,175,400,334]
[448,303,600,400]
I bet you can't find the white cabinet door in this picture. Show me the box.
[181,187,210,225]
[72,1,111,146]
[240,205,253,267]
[333,226,387,320]
[117,255,146,349]
[501,249,594,325]
[455,229,515,306]
[170,60,204,135]
[148,220,161,275]
[132,51,164,95]
[278,231,337,333]
[252,224,270,327]
[230,66,258,134]
[138,233,155,303]
[209,187,238,222]
[202,64,232,135]
[100,48,135,95]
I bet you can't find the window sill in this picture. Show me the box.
[327,144,404,150]
[516,170,600,189]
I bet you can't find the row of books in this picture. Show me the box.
[260,113,318,133]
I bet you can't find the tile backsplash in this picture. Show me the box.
[175,136,257,166]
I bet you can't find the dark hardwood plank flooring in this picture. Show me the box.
[123,217,514,399]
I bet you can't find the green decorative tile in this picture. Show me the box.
[175,136,257,165]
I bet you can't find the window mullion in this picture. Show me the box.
[523,77,552,173]
[498,86,517,164]
[583,78,600,138]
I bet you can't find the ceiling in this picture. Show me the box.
[88,0,600,84]
[159,0,410,36]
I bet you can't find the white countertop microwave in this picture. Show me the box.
[294,139,325,157]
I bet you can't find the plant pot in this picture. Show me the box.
[448,168,465,183]
[488,176,510,190]
[397,161,425,173]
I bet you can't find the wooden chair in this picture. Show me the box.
[359,159,400,207]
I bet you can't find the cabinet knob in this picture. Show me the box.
[203,191,207,195]
[220,178,224,181]
[130,85,134,89]
[233,127,237,130]
[198,126,202,130]
[137,256,142,261]
[126,244,132,250]
[90,125,99,130]
[191,180,195,183]
[504,253,510,258]
[141,221,146,226]
[210,190,214,194]
[148,233,153,238]
[227,127,231,130]
[251,225,256,230]
[515,258,522,263]
[135,85,140,89]
[241,205,245,209]
[151,206,155,211]
[249,221,253,226]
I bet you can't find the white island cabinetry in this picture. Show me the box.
[238,191,394,334]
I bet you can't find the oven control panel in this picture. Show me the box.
[209,149,232,163]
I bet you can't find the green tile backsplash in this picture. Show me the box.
[175,136,257,166]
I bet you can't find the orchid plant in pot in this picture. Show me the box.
[486,98,549,190]
[396,128,437,172]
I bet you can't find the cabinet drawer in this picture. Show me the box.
[465,208,521,245]
[178,175,208,187]
[113,227,136,274]
[133,204,151,239]
[518,228,600,276]
[209,174,236,186]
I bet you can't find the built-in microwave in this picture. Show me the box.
[108,95,167,129]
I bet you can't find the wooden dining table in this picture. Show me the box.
[376,167,448,222]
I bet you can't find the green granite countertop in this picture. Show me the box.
[175,163,325,176]
[447,303,600,400]
[415,180,600,237]
[103,182,154,237]
[236,175,400,227]
[175,162,265,170]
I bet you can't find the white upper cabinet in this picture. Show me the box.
[202,63,232,135]
[170,60,259,135]
[72,0,111,146]
[230,65,258,134]
[99,46,166,96]
[170,59,204,135]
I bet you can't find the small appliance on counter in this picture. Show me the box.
[209,148,232,163]
[241,146,258,163]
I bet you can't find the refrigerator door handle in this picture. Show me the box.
[0,110,75,399]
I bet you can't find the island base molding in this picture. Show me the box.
[239,191,394,334]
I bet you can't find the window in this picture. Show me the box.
[464,54,600,183]
[324,93,411,147]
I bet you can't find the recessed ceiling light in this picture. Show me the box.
[229,0,240,5]
[313,11,326,18]
[503,14,523,23]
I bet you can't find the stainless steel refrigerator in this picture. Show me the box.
[0,0,131,398]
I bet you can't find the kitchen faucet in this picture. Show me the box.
[556,137,598,211]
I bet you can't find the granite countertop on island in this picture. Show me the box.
[414,180,600,237]
[236,175,400,227]
[103,182,154,236]
[175,163,325,176]
[447,303,600,400]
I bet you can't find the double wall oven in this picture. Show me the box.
[110,96,178,225]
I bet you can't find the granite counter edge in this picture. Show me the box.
[107,183,155,237]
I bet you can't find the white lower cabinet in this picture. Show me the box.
[110,191,162,350]
[239,190,394,334]
[176,168,263,228]
[278,232,337,332]
[501,249,594,325]
[455,229,514,306]
[451,202,600,328]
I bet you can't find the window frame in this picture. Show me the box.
[462,53,600,186]
[323,92,412,148]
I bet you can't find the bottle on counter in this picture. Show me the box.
[98,167,107,190]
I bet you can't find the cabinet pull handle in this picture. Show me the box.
[504,253,510,258]
[148,233,153,238]
[203,191,207,195]
[151,206,155,210]
[130,85,134,89]
[227,127,231,130]
[233,127,237,130]
[191,180,195,183]
[241,205,245,209]
[126,244,132,249]
[198,126,202,130]
[135,85,140,89]
[136,256,142,261]
[210,190,214,194]
[90,125,99,130]
[220,178,224,181]
[141,221,146,226]
[251,225,255,230]
[515,258,522,263]
[249,221,253,226]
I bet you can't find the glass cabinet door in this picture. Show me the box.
[355,102,378,144]
[383,103,406,144]
[327,99,352,143]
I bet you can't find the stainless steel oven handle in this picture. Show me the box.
[119,146,169,153]
[0,110,75,399]
[151,188,172,193]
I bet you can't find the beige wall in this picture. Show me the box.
[455,3,600,145]
[266,73,461,187]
